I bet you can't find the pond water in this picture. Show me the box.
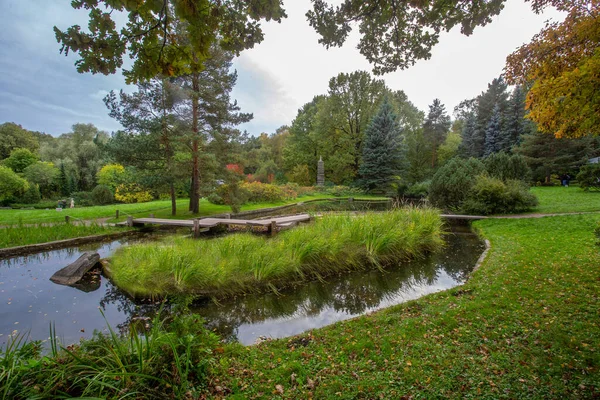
[0,229,484,347]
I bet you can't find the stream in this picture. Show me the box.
[0,229,484,347]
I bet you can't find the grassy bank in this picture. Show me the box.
[0,222,125,249]
[217,214,600,398]
[0,194,388,226]
[109,208,443,298]
[531,185,600,214]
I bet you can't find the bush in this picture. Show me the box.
[3,148,38,173]
[72,191,95,207]
[240,182,286,203]
[115,183,153,204]
[429,157,485,210]
[405,180,431,198]
[484,152,532,182]
[91,184,114,205]
[577,164,600,191]
[324,185,364,197]
[462,175,538,215]
[207,192,225,205]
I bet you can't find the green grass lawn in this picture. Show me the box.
[531,185,600,214]
[217,214,600,398]
[0,223,126,249]
[0,194,388,226]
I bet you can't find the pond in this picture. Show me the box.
[0,229,484,347]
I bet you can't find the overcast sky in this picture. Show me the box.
[0,0,563,137]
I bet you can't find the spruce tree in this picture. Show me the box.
[423,99,451,168]
[459,113,478,158]
[359,99,406,192]
[500,85,527,152]
[484,106,502,156]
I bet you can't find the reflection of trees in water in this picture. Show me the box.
[193,234,483,341]
[92,233,483,342]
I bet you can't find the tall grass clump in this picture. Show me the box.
[110,208,444,298]
[0,221,124,249]
[0,313,219,399]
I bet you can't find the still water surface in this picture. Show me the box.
[0,231,484,346]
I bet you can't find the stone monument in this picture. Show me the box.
[317,156,324,186]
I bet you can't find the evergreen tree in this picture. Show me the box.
[484,105,502,156]
[423,99,451,168]
[459,113,478,158]
[471,77,509,157]
[58,163,69,196]
[500,85,527,152]
[359,100,406,192]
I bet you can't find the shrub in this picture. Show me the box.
[207,192,225,205]
[484,152,532,182]
[91,184,114,205]
[72,191,95,207]
[405,180,431,198]
[429,157,485,210]
[325,185,364,197]
[577,164,600,191]
[240,182,286,202]
[281,182,299,199]
[115,183,153,203]
[462,175,538,215]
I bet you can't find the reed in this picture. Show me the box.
[110,208,444,298]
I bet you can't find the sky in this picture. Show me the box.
[0,0,564,137]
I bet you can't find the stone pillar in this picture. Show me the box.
[317,156,325,187]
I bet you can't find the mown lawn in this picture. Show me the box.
[217,214,600,398]
[0,194,388,226]
[531,185,600,214]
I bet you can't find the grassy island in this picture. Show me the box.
[109,208,444,298]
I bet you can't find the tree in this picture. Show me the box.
[3,148,39,173]
[104,79,186,216]
[358,99,407,192]
[54,0,286,83]
[500,85,528,151]
[288,165,312,186]
[97,164,127,192]
[484,105,502,156]
[505,1,600,138]
[458,113,479,158]
[0,165,28,202]
[429,157,485,210]
[438,129,462,166]
[23,162,60,198]
[0,123,40,159]
[307,0,507,74]
[423,99,451,168]
[516,131,599,184]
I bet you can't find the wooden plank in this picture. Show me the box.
[271,214,311,224]
[440,214,488,220]
[50,252,100,286]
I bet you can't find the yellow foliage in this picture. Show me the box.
[115,183,153,203]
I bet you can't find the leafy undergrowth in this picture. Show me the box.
[109,208,443,298]
[217,214,600,399]
[0,222,125,249]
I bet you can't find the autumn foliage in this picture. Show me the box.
[505,1,600,138]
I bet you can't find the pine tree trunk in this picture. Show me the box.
[170,182,177,216]
[189,73,200,214]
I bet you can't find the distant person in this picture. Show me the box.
[561,174,567,187]
[565,174,571,187]
[70,198,75,208]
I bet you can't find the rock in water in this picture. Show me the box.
[50,252,101,286]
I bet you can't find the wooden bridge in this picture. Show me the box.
[124,213,312,236]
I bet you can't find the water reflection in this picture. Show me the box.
[0,230,483,347]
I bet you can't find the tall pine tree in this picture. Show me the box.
[500,85,528,152]
[484,105,502,156]
[423,99,451,168]
[459,113,478,158]
[359,99,406,192]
